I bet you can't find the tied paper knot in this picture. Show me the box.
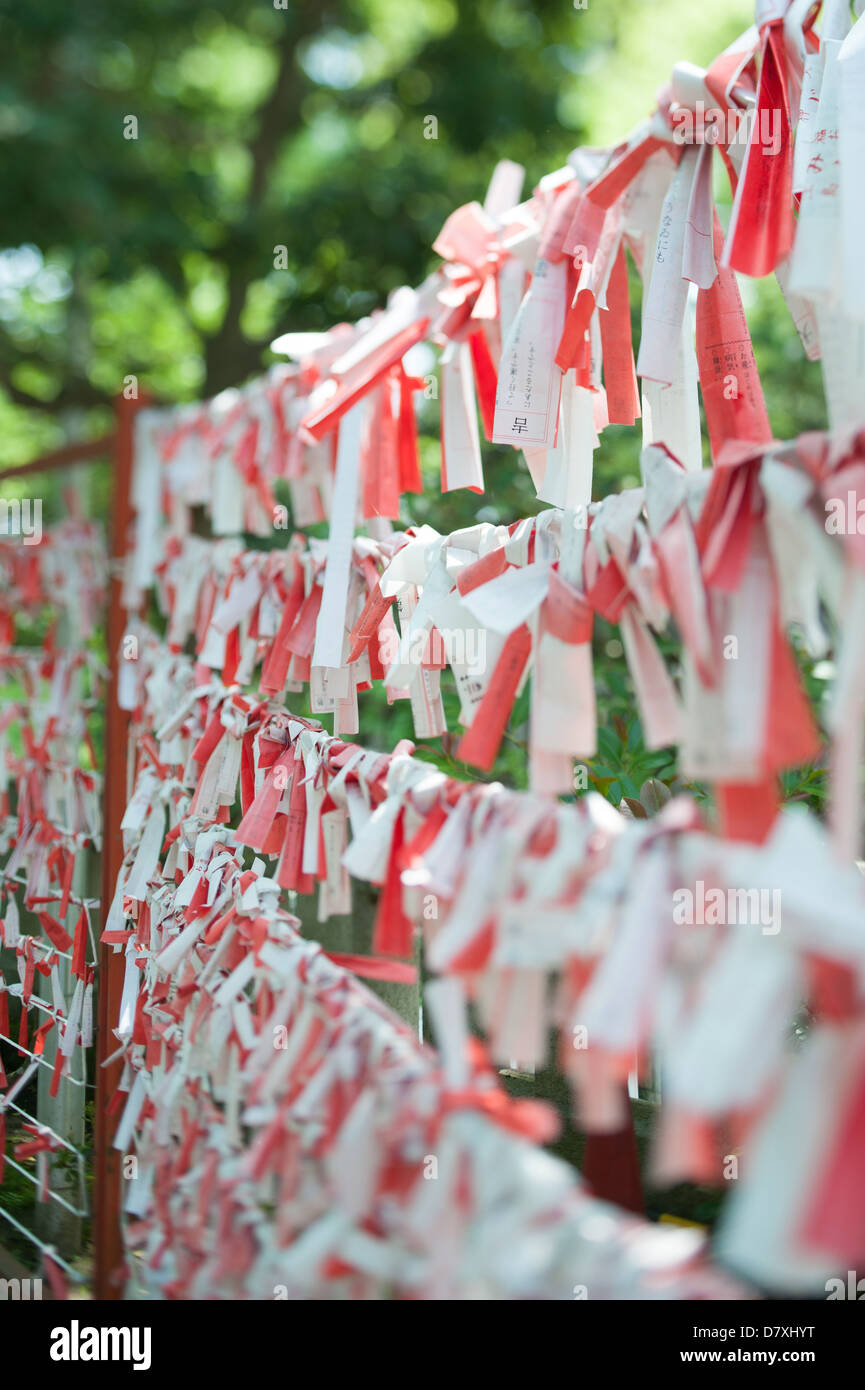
[433,202,513,323]
[722,4,795,277]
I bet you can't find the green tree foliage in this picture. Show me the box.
[1,0,785,438]
[1,0,580,431]
[0,0,830,805]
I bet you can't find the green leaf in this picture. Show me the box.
[590,764,620,780]
[640,778,672,815]
[596,727,620,761]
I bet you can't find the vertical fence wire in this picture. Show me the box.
[0,479,108,1293]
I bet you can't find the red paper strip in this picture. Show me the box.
[555,289,595,373]
[715,779,778,844]
[468,329,498,441]
[599,244,640,426]
[301,320,430,442]
[543,568,593,644]
[348,581,395,663]
[799,1049,865,1263]
[397,366,423,493]
[37,912,73,954]
[457,624,532,770]
[696,215,771,463]
[723,23,793,278]
[71,907,88,979]
[456,547,509,597]
[372,810,413,958]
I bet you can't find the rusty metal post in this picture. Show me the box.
[581,1096,645,1215]
[93,393,140,1299]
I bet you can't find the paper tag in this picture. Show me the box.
[492,258,567,448]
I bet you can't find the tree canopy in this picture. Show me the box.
[2,0,805,461]
[0,0,829,802]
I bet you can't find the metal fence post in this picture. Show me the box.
[92,392,139,1300]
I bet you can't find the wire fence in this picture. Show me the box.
[0,513,107,1295]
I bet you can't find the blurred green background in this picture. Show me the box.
[0,0,830,800]
[1,0,824,452]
